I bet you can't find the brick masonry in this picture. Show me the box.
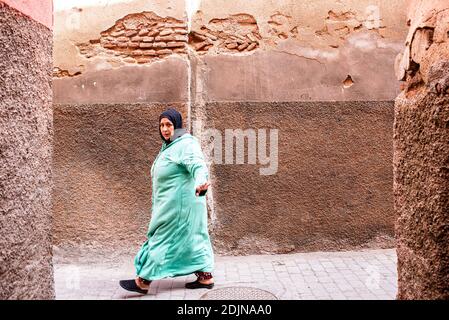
[73,12,188,67]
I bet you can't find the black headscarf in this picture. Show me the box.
[159,108,185,144]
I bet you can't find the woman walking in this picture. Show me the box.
[119,108,215,294]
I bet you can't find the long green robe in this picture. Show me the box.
[134,133,214,280]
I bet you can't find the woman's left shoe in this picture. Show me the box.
[185,280,215,289]
[119,279,148,294]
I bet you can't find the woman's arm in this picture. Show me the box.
[179,138,210,195]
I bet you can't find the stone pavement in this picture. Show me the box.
[53,248,398,300]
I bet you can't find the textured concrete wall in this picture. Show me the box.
[190,0,407,102]
[201,101,395,254]
[394,0,449,300]
[0,2,54,299]
[52,0,408,257]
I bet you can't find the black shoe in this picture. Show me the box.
[119,279,148,294]
[185,279,215,289]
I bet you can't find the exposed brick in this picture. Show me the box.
[142,37,154,42]
[193,33,207,41]
[247,42,257,51]
[131,36,142,42]
[142,50,157,56]
[128,42,139,48]
[123,57,136,63]
[148,30,159,37]
[174,28,188,35]
[195,30,208,36]
[166,42,185,48]
[174,48,187,53]
[247,33,257,42]
[226,43,238,49]
[160,29,173,36]
[165,23,186,28]
[235,34,247,41]
[194,42,208,51]
[206,33,218,41]
[238,42,249,51]
[139,43,153,48]
[136,57,152,64]
[117,36,129,42]
[155,35,176,42]
[174,35,188,42]
[157,49,173,55]
[130,50,143,56]
[125,30,138,37]
[153,42,167,48]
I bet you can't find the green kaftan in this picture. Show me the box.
[134,133,214,280]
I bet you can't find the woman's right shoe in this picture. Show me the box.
[185,279,215,289]
[119,279,148,294]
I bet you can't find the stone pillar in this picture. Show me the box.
[394,0,449,299]
[0,1,54,299]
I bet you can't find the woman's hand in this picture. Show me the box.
[195,181,210,196]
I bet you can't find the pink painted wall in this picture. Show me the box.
[1,0,53,29]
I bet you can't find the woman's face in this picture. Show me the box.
[160,117,174,140]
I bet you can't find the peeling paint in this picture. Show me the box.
[74,11,188,67]
[190,13,261,54]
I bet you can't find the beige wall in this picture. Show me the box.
[0,1,54,299]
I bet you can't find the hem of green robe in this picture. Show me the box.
[137,267,214,281]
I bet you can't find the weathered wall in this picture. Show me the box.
[52,0,190,260]
[1,0,53,28]
[53,103,187,259]
[53,0,188,104]
[0,2,54,299]
[190,0,407,102]
[394,0,449,300]
[190,0,406,255]
[52,0,408,257]
[202,101,395,254]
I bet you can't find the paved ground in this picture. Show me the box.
[53,248,398,300]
